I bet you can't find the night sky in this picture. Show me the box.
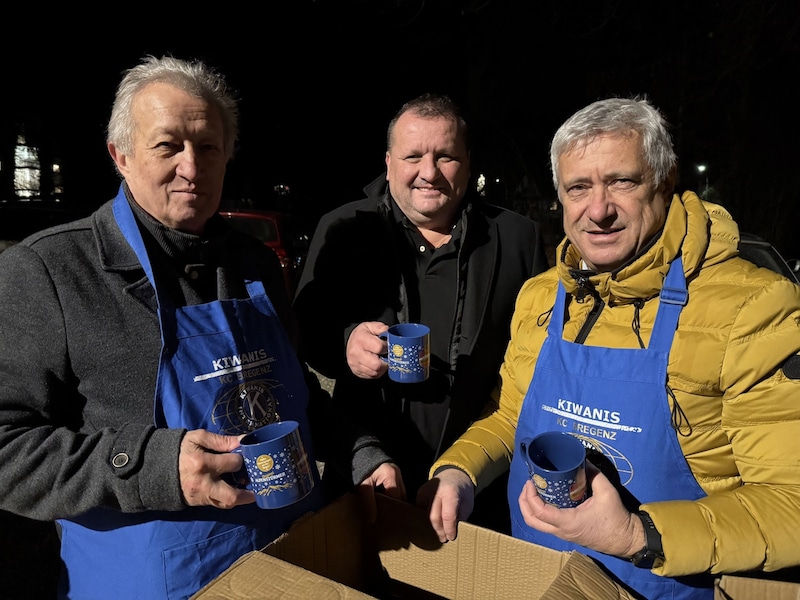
[5,0,800,256]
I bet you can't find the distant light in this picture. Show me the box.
[696,164,707,173]
[476,173,486,195]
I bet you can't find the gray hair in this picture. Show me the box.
[107,55,239,160]
[549,96,677,191]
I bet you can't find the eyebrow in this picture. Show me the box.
[564,170,644,186]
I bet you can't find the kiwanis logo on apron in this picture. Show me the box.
[211,379,284,433]
[195,348,292,434]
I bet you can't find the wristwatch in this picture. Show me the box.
[629,511,664,569]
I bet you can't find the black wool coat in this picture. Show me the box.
[293,175,549,498]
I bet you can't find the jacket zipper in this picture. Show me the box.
[572,272,604,344]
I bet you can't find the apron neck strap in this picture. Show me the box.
[549,257,687,352]
[112,187,167,305]
[112,186,268,305]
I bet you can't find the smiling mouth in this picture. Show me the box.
[584,230,623,245]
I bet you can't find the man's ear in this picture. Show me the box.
[108,143,129,176]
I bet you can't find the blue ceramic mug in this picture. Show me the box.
[520,431,587,508]
[379,323,431,383]
[230,420,314,509]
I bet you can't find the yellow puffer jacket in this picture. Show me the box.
[431,191,800,576]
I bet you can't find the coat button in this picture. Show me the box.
[112,453,130,468]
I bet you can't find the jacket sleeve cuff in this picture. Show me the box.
[349,437,392,486]
[137,427,187,511]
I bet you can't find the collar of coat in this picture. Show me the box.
[555,190,740,304]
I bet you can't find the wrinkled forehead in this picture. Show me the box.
[557,131,647,179]
[562,129,640,159]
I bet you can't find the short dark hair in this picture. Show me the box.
[386,93,469,151]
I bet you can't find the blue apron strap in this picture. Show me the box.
[112,187,174,311]
[649,257,687,352]
[113,188,267,303]
[548,260,686,353]
[244,278,267,300]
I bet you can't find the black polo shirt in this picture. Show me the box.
[390,199,464,460]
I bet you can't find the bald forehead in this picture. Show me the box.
[391,113,466,154]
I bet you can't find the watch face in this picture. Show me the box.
[631,549,662,569]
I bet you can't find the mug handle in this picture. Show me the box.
[378,332,389,364]
[224,446,250,489]
[519,440,536,481]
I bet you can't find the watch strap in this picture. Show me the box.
[629,511,664,568]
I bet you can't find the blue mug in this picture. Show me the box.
[230,420,314,509]
[520,431,587,508]
[379,323,431,383]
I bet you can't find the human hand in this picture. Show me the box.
[517,468,643,558]
[178,429,256,509]
[357,462,407,523]
[346,321,390,379]
[416,468,475,543]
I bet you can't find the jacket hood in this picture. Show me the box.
[555,191,740,303]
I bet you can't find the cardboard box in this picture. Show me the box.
[192,492,800,600]
[715,572,800,600]
[192,492,637,599]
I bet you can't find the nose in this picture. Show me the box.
[586,187,617,223]
[418,155,440,182]
[176,146,199,181]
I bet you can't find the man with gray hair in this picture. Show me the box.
[0,55,376,599]
[420,97,800,599]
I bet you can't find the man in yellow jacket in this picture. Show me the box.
[420,97,800,599]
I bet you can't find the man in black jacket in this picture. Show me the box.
[293,93,548,532]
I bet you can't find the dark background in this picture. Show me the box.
[4,0,800,257]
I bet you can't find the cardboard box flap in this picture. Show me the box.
[191,551,374,600]
[373,500,568,599]
[716,573,800,600]
[265,491,369,590]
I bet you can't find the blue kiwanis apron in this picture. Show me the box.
[56,187,322,600]
[508,259,714,599]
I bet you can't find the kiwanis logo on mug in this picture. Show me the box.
[380,323,430,383]
[230,420,314,509]
[520,431,587,508]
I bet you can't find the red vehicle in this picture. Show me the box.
[218,209,309,299]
